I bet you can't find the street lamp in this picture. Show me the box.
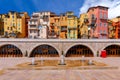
[88,26,91,39]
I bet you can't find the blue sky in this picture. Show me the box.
[0,0,84,16]
[0,0,120,18]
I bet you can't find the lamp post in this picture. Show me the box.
[88,26,91,39]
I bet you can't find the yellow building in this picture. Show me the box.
[79,13,89,39]
[4,11,30,38]
[59,13,67,39]
[66,11,78,39]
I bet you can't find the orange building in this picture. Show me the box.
[112,16,120,39]
[0,14,4,37]
[108,20,116,39]
[49,15,60,38]
[59,13,67,39]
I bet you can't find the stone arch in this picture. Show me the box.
[101,43,120,57]
[29,44,60,57]
[64,43,95,57]
[101,43,120,51]
[0,44,23,57]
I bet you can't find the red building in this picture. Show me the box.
[87,6,109,39]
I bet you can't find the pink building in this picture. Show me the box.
[87,6,109,39]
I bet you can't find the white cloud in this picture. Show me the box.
[80,0,120,19]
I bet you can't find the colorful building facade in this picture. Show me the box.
[0,14,5,37]
[66,11,78,39]
[87,6,108,39]
[79,13,89,39]
[108,20,116,39]
[28,12,55,39]
[49,15,60,39]
[4,11,30,38]
[112,16,120,39]
[59,13,67,39]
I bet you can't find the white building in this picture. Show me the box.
[38,22,48,39]
[28,11,55,39]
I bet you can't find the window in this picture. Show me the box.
[18,23,20,27]
[104,23,106,27]
[104,30,106,33]
[104,14,107,19]
[100,23,102,27]
[12,15,14,18]
[11,27,12,30]
[13,23,15,26]
[100,13,102,18]
[100,30,102,33]
[30,30,32,33]
[7,27,9,30]
[91,14,95,19]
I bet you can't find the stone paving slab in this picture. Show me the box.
[0,57,120,80]
[0,70,120,80]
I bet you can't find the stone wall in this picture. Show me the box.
[0,39,120,57]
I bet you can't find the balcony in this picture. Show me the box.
[100,16,107,20]
[29,24,37,26]
[68,27,77,30]
[61,27,67,32]
[29,25,38,30]
[90,17,97,27]
[67,15,73,18]
[32,14,39,18]
[30,18,38,21]
[84,18,89,23]
[100,31,107,35]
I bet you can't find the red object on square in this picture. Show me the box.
[101,50,107,58]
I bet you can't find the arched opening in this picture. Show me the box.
[66,45,94,57]
[0,44,23,57]
[104,45,120,57]
[30,45,59,57]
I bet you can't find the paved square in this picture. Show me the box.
[0,57,120,80]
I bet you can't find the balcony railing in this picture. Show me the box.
[90,17,97,27]
[61,27,67,32]
[100,17,107,20]
[68,27,77,30]
[29,25,38,30]
[29,24,37,26]
[100,32,107,35]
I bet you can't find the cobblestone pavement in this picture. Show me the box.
[0,70,120,80]
[0,57,120,80]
